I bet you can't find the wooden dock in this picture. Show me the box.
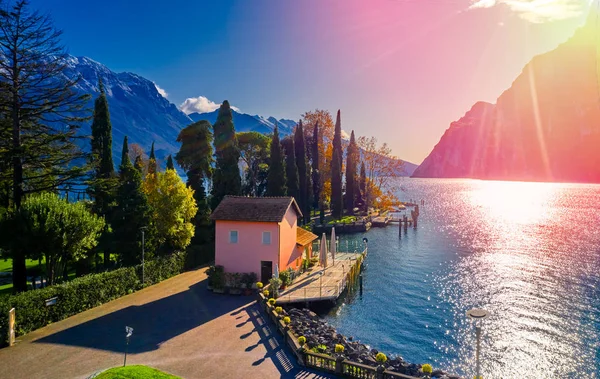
[276,250,366,304]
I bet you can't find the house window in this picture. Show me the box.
[262,231,271,245]
[229,230,238,244]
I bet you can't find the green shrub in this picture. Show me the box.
[422,364,433,374]
[263,289,269,297]
[283,316,290,324]
[0,253,185,347]
[376,352,387,363]
[335,344,345,353]
[184,243,214,270]
[278,270,291,286]
[256,282,264,289]
[298,336,306,346]
[268,298,276,306]
[275,306,283,314]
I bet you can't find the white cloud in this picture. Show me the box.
[154,83,168,98]
[468,0,585,23]
[341,130,350,140]
[179,95,240,115]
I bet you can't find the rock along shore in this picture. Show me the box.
[286,308,462,379]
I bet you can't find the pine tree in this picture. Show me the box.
[113,136,152,265]
[266,124,287,196]
[211,101,241,209]
[294,121,310,223]
[0,1,91,291]
[330,110,343,219]
[312,121,321,211]
[345,131,359,214]
[283,137,299,201]
[148,141,157,175]
[166,155,175,170]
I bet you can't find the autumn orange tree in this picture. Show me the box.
[357,136,404,211]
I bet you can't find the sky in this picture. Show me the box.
[30,0,593,164]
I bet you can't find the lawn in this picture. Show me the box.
[0,258,45,273]
[327,216,358,225]
[94,365,180,379]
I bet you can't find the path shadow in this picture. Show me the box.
[244,304,335,379]
[35,279,251,354]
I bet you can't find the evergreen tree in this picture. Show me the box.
[312,121,321,211]
[330,110,343,219]
[0,1,91,292]
[90,78,116,268]
[176,120,214,245]
[113,136,152,266]
[283,137,299,201]
[345,131,359,214]
[360,161,367,210]
[121,136,129,166]
[211,101,241,209]
[166,155,175,170]
[148,141,157,175]
[294,121,310,223]
[266,124,287,196]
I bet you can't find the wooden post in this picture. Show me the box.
[8,308,15,346]
[398,216,402,238]
[403,215,408,232]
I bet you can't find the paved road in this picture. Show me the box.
[0,268,333,379]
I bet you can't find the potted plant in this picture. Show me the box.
[278,270,290,290]
[262,289,269,299]
[376,352,388,372]
[212,268,226,294]
[247,273,258,294]
[229,273,242,295]
[297,336,306,351]
[275,306,283,316]
[269,277,282,298]
[268,298,276,307]
[421,363,433,379]
[282,316,291,325]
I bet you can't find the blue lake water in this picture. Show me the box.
[324,179,600,378]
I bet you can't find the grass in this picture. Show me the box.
[327,216,357,225]
[94,365,180,379]
[0,258,45,273]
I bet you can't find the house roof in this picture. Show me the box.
[296,227,318,246]
[210,196,303,223]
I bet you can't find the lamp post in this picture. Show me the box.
[124,326,133,366]
[319,271,323,297]
[140,227,147,285]
[466,308,489,379]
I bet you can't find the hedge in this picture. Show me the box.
[0,252,185,347]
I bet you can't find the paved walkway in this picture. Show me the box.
[0,268,333,379]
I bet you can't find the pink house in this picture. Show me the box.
[211,196,318,283]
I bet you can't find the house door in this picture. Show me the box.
[260,261,273,284]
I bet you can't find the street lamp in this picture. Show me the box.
[124,326,133,366]
[466,308,489,379]
[140,227,147,285]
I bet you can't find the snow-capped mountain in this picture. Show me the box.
[188,110,297,136]
[63,56,193,166]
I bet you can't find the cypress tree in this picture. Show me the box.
[148,141,157,175]
[312,121,321,210]
[211,101,241,209]
[360,161,367,211]
[294,121,310,223]
[113,136,152,265]
[166,155,175,170]
[345,131,359,214]
[90,78,116,268]
[330,110,343,219]
[266,124,287,196]
[283,137,299,202]
[121,136,129,167]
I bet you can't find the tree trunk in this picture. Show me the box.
[11,89,27,292]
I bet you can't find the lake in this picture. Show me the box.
[324,178,600,378]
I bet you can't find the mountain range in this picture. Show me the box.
[62,55,417,176]
[413,12,600,182]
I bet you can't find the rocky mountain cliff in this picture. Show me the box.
[188,110,297,136]
[413,12,600,182]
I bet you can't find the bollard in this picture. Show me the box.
[359,274,363,295]
[8,308,15,347]
[403,215,408,232]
